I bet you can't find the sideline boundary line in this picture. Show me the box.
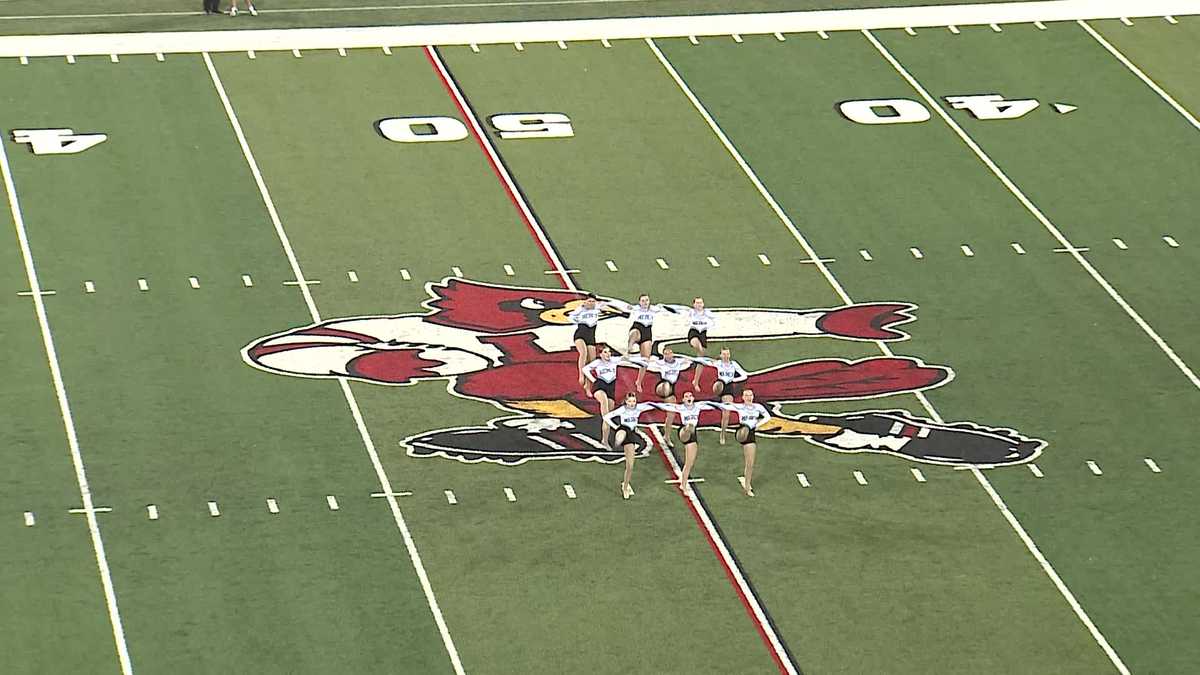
[423,43,799,675]
[1077,19,1200,133]
[0,95,133,673]
[646,35,1130,675]
[1,0,1197,56]
[0,0,658,20]
[202,52,466,675]
[862,29,1200,394]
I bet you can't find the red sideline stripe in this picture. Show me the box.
[423,46,560,276]
[424,45,791,675]
[649,436,791,675]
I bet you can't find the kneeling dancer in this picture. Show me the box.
[695,347,749,444]
[582,345,630,447]
[629,347,695,447]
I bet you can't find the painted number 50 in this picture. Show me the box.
[377,113,574,142]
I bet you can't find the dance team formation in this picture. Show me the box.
[571,294,771,500]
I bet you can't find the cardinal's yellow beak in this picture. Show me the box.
[508,399,591,419]
[539,299,587,325]
[758,418,842,436]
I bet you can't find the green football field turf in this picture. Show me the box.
[2,7,1199,675]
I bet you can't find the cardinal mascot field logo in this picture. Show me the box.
[243,278,1044,467]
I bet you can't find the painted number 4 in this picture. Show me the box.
[12,128,108,155]
[944,94,1038,120]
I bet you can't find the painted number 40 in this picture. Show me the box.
[377,113,573,142]
[839,93,1043,124]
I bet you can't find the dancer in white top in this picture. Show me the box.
[619,293,674,358]
[714,389,771,497]
[653,391,717,493]
[602,393,659,499]
[568,294,620,386]
[695,347,750,444]
[628,347,695,447]
[671,297,717,358]
[581,345,630,446]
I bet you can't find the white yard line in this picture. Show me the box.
[0,104,133,675]
[425,43,796,673]
[863,28,1200,398]
[2,1,1199,56]
[203,52,465,675]
[649,428,798,675]
[865,30,1134,672]
[1077,20,1200,133]
[649,35,1131,675]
